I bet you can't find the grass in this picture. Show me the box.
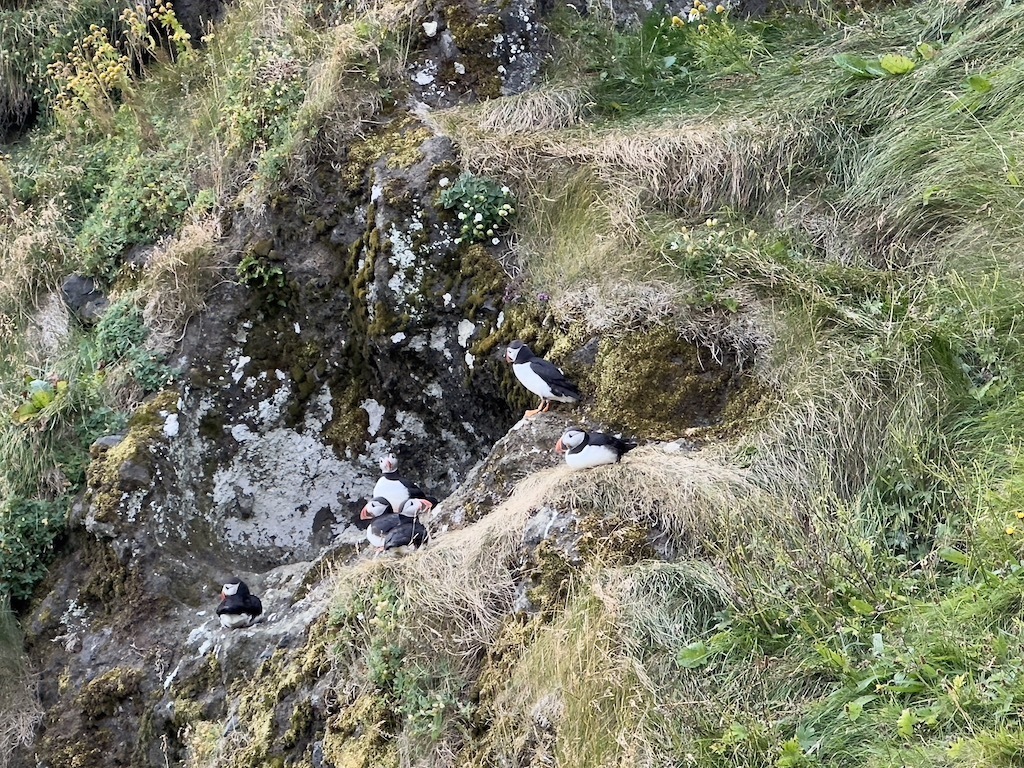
[0,597,40,768]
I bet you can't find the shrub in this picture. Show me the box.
[0,496,67,603]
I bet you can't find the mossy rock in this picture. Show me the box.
[322,692,398,768]
[590,328,739,439]
[76,666,144,720]
[443,4,503,99]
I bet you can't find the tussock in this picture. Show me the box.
[470,85,590,134]
[380,468,575,667]
[0,601,40,768]
[142,217,228,354]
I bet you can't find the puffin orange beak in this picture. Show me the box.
[359,505,373,520]
[555,438,565,454]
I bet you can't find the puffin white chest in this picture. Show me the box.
[373,476,410,514]
[366,526,387,548]
[513,362,556,399]
[565,443,621,469]
[219,613,255,629]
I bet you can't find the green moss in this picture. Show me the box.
[77,538,142,614]
[590,328,735,439]
[443,4,503,100]
[75,666,144,720]
[171,653,222,700]
[321,693,398,768]
[344,119,432,192]
[219,617,336,767]
[526,540,579,617]
[324,380,371,454]
[85,389,178,526]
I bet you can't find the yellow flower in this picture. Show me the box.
[698,23,708,32]
[716,3,726,10]
[1016,511,1024,520]
[671,15,685,26]
[1006,525,1017,535]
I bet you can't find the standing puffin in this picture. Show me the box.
[216,578,263,628]
[372,453,429,516]
[555,428,637,470]
[505,340,581,419]
[359,496,431,553]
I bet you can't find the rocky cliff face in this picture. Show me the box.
[10,0,762,765]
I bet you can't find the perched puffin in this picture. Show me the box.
[216,578,263,629]
[372,453,430,515]
[555,428,637,470]
[359,496,432,553]
[505,341,581,419]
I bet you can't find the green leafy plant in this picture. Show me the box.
[94,300,173,392]
[439,173,516,245]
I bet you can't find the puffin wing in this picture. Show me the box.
[244,594,263,617]
[528,359,581,400]
[370,514,405,538]
[384,520,429,549]
[217,594,246,615]
[589,432,637,457]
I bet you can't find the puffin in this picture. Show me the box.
[505,340,582,419]
[216,578,263,629]
[372,453,430,516]
[555,428,637,470]
[359,496,432,553]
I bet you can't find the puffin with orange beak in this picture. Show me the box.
[216,578,263,628]
[555,428,637,470]
[505,340,581,419]
[360,496,432,554]
[372,453,427,516]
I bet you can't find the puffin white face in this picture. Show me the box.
[400,498,433,519]
[505,341,525,363]
[379,453,398,473]
[221,581,240,597]
[555,429,586,453]
[360,497,392,520]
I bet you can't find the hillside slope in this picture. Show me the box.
[2,0,1024,765]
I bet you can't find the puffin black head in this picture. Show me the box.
[379,453,398,474]
[555,428,587,454]
[221,578,250,599]
[360,496,394,521]
[505,340,529,364]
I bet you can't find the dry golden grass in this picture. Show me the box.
[0,201,72,325]
[142,217,228,354]
[0,604,40,768]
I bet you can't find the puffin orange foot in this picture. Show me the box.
[523,408,541,420]
[539,400,553,413]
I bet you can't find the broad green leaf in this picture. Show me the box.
[849,597,875,616]
[678,641,710,668]
[917,42,937,60]
[967,74,992,93]
[833,53,883,78]
[880,53,915,75]
[815,644,849,671]
[846,694,877,722]
[871,633,884,657]
[897,708,916,738]
[1008,169,1021,187]
[939,547,968,566]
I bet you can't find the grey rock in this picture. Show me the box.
[61,274,109,325]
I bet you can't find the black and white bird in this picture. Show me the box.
[372,453,429,515]
[555,428,637,470]
[505,340,582,419]
[216,578,263,629]
[359,496,432,553]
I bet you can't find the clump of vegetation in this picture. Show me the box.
[439,173,516,245]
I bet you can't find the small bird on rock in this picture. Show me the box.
[372,453,431,516]
[505,340,581,419]
[360,496,431,554]
[216,578,263,628]
[555,428,637,470]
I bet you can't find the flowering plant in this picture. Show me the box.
[439,173,516,245]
